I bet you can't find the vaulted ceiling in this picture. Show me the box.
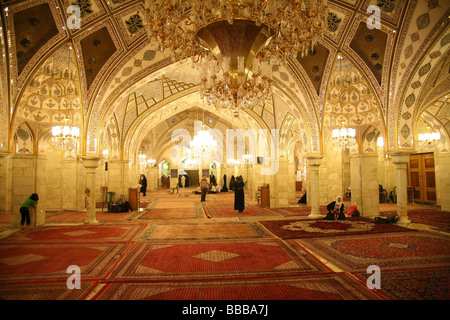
[1,0,449,160]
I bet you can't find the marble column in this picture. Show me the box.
[306,156,323,218]
[35,156,47,226]
[81,156,101,225]
[350,154,379,217]
[288,160,296,203]
[0,152,12,212]
[390,153,412,225]
[10,155,46,228]
[274,157,289,207]
[436,153,450,212]
[146,166,158,191]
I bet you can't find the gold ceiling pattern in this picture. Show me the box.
[1,0,449,158]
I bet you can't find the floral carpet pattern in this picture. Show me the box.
[0,188,449,301]
[259,217,414,239]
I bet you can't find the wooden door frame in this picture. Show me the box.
[408,152,436,204]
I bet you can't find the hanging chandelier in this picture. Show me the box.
[332,122,356,149]
[138,152,148,171]
[418,132,440,150]
[51,117,80,152]
[189,128,217,161]
[144,0,328,113]
[147,158,157,167]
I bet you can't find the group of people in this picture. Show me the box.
[197,175,246,213]
[322,196,360,220]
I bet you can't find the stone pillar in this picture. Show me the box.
[10,155,45,228]
[81,156,101,225]
[306,156,323,218]
[350,155,362,209]
[35,156,47,227]
[288,161,296,202]
[0,152,12,212]
[390,153,412,225]
[147,166,158,191]
[251,164,262,200]
[61,160,78,210]
[350,154,379,217]
[435,153,450,212]
[273,157,289,207]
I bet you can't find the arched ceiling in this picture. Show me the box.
[1,0,449,158]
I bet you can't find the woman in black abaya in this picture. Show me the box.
[221,174,228,192]
[234,176,245,213]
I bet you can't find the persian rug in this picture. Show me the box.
[203,205,274,218]
[380,207,450,230]
[263,206,328,217]
[0,281,98,300]
[93,273,382,300]
[1,224,145,243]
[351,267,450,300]
[137,221,270,241]
[106,239,329,281]
[407,210,449,230]
[138,208,203,220]
[152,201,196,209]
[259,217,414,239]
[294,231,450,272]
[0,242,132,283]
[45,210,136,223]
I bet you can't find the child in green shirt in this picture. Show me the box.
[20,193,39,230]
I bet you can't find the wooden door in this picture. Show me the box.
[185,170,199,188]
[408,153,436,203]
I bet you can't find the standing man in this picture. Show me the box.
[200,175,209,202]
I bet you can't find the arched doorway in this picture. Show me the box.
[159,160,170,188]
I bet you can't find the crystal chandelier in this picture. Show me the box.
[138,152,147,168]
[144,0,328,113]
[51,117,80,152]
[332,123,356,149]
[189,128,217,161]
[147,158,156,167]
[418,132,440,150]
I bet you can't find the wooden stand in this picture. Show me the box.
[259,184,270,208]
[128,187,140,211]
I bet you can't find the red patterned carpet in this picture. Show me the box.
[0,281,98,300]
[203,205,273,218]
[0,242,131,283]
[352,267,450,300]
[295,232,450,271]
[0,190,449,302]
[93,273,382,300]
[407,210,450,230]
[107,239,328,281]
[1,224,145,243]
[264,206,328,217]
[259,217,414,239]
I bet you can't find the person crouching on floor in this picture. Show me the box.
[20,193,39,230]
[323,196,345,220]
[116,194,132,212]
